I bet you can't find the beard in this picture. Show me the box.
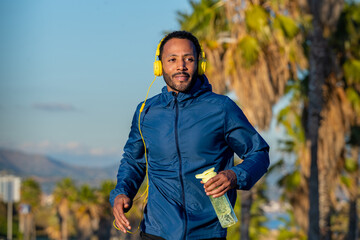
[163,71,198,93]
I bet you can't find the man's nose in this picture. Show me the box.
[177,60,187,71]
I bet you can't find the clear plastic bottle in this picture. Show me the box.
[195,168,238,228]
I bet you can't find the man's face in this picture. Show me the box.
[161,38,198,93]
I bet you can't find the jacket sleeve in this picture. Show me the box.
[109,103,147,206]
[223,97,270,190]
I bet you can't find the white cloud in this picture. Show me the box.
[89,148,106,156]
[65,141,81,150]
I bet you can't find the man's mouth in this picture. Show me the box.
[173,72,190,81]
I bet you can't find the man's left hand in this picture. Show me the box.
[202,170,237,198]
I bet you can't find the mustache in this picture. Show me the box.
[172,72,190,78]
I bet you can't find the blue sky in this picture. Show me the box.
[0,0,283,168]
[0,0,194,166]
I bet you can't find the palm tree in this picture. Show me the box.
[52,178,78,240]
[73,184,101,240]
[222,0,307,129]
[20,178,42,210]
[20,178,42,240]
[274,1,360,239]
[96,180,116,240]
[304,0,357,239]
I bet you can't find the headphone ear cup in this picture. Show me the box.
[154,60,162,76]
[198,59,207,75]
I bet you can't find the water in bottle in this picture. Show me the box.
[195,168,238,228]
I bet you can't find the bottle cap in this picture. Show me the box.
[195,167,217,183]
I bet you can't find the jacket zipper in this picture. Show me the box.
[174,96,187,240]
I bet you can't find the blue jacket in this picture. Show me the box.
[110,76,269,240]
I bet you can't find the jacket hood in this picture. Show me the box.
[160,75,212,107]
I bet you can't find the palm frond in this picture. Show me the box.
[237,35,260,67]
[273,14,299,39]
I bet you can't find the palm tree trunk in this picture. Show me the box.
[61,215,68,240]
[240,190,252,240]
[307,16,326,240]
[307,1,345,239]
[307,1,345,238]
[347,199,358,240]
[97,216,112,240]
[58,203,69,240]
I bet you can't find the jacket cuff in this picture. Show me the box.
[109,188,129,207]
[230,166,251,190]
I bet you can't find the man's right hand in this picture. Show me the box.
[113,194,132,233]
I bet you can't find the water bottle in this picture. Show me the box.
[195,168,238,228]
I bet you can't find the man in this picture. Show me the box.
[110,31,269,240]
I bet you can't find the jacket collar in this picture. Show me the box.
[160,75,212,107]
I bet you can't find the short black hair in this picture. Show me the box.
[159,31,201,60]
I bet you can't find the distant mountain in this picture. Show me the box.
[0,148,118,193]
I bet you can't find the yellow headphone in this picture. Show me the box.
[153,38,207,76]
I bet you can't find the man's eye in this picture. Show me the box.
[186,58,194,62]
[168,58,176,62]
